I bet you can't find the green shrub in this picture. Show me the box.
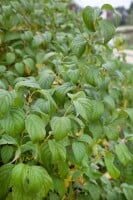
[0,1,133,199]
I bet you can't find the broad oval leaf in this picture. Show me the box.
[85,67,101,86]
[53,177,66,198]
[6,52,16,65]
[122,183,133,200]
[72,141,86,164]
[1,145,14,164]
[1,108,25,137]
[38,69,55,89]
[0,164,14,199]
[99,19,115,43]
[82,6,96,31]
[125,108,133,123]
[73,98,104,121]
[15,78,40,90]
[103,95,115,110]
[0,89,13,118]
[89,121,103,139]
[115,143,132,166]
[71,35,87,58]
[15,62,25,76]
[22,165,53,195]
[40,143,52,170]
[54,82,75,104]
[91,100,104,121]
[51,116,71,140]
[48,140,66,162]
[25,114,46,143]
[67,69,80,84]
[0,134,18,146]
[73,98,92,121]
[11,163,53,197]
[23,58,35,74]
[101,4,114,12]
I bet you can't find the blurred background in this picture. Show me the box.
[73,0,133,62]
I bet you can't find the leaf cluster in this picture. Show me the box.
[0,1,133,200]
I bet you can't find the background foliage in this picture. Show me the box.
[0,0,133,199]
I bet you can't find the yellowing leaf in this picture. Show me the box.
[104,152,120,179]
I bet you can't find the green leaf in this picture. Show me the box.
[0,164,14,200]
[4,31,20,42]
[32,35,44,49]
[77,134,93,145]
[53,177,66,198]
[51,116,71,140]
[15,62,25,76]
[12,163,53,198]
[73,98,91,121]
[86,182,101,200]
[89,121,103,139]
[58,161,69,178]
[24,166,53,195]
[0,134,18,146]
[15,78,40,90]
[99,19,115,43]
[125,108,133,123]
[21,31,33,42]
[32,98,53,118]
[31,91,57,119]
[54,82,75,104]
[6,52,16,65]
[72,141,86,164]
[25,114,46,143]
[101,4,114,12]
[122,183,133,200]
[104,152,120,179]
[90,100,104,121]
[113,11,122,27]
[67,69,80,84]
[0,65,6,73]
[40,143,52,170]
[68,91,86,100]
[71,35,87,58]
[73,98,104,121]
[49,192,60,200]
[0,89,13,118]
[85,67,101,86]
[1,145,14,163]
[103,124,118,140]
[115,143,132,166]
[36,51,46,64]
[23,58,35,73]
[1,108,25,137]
[11,163,26,191]
[103,95,115,110]
[82,6,96,31]
[38,69,55,89]
[42,52,57,63]
[48,140,66,162]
